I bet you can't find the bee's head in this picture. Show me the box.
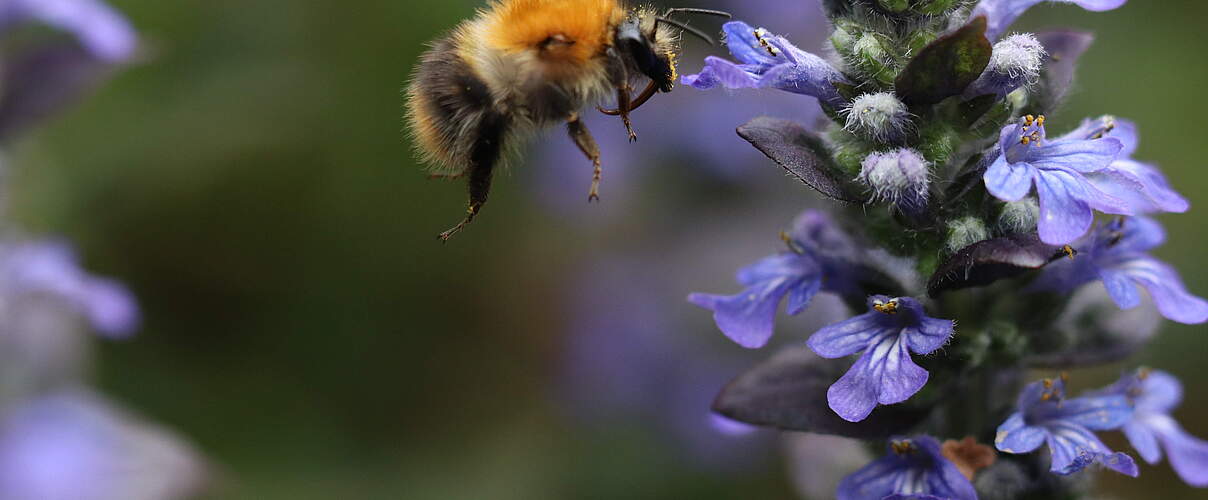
[615,9,680,93]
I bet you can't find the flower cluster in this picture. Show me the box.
[682,0,1207,498]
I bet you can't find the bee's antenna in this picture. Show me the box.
[655,17,715,45]
[665,8,732,19]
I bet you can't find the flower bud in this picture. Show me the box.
[946,216,989,252]
[831,24,857,55]
[965,33,1046,98]
[852,34,895,86]
[858,148,930,211]
[997,198,1039,233]
[844,92,911,143]
[876,0,909,12]
[914,0,959,16]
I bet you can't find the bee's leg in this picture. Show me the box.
[438,110,507,242]
[566,112,603,202]
[615,86,638,143]
[438,161,495,241]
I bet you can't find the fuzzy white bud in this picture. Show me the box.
[965,33,1047,98]
[858,148,930,211]
[997,198,1040,233]
[946,216,989,252]
[845,92,911,143]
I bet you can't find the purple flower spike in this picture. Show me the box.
[1060,116,1190,214]
[1103,369,1208,487]
[0,0,138,61]
[983,115,1131,245]
[807,296,954,422]
[682,21,849,109]
[1,240,140,337]
[995,376,1137,476]
[1032,217,1208,324]
[689,210,860,349]
[838,436,976,500]
[972,0,1129,41]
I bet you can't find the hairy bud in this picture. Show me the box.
[876,0,909,12]
[997,198,1040,233]
[831,24,857,55]
[946,216,989,252]
[858,148,930,211]
[965,33,1046,98]
[914,0,961,16]
[852,33,894,86]
[844,93,911,143]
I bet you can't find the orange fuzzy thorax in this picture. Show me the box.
[483,0,622,66]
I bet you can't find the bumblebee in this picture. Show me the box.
[405,0,727,241]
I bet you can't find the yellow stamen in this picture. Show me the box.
[1062,245,1077,259]
[873,298,900,315]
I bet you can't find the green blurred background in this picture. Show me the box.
[4,0,1206,498]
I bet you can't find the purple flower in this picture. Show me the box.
[995,376,1137,476]
[983,115,1131,245]
[689,210,860,349]
[682,21,848,109]
[1100,369,1208,486]
[806,296,954,422]
[0,390,205,500]
[1032,217,1208,324]
[837,436,976,500]
[0,0,137,61]
[972,0,1129,41]
[1059,116,1190,214]
[0,240,140,337]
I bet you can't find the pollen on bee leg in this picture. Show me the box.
[1062,245,1077,259]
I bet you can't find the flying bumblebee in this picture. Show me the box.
[405,0,728,241]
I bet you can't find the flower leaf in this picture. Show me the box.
[1032,30,1095,115]
[712,347,931,439]
[895,16,992,107]
[737,116,866,203]
[927,233,1065,297]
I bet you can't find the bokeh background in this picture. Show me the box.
[5,0,1207,498]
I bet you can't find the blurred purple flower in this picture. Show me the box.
[784,433,871,500]
[0,389,204,500]
[972,0,1129,41]
[1031,217,1208,324]
[0,239,140,337]
[983,115,1129,245]
[689,210,861,349]
[0,0,137,140]
[995,376,1137,476]
[1100,369,1208,487]
[0,0,136,61]
[557,255,774,469]
[683,21,848,109]
[1060,116,1190,214]
[807,296,954,423]
[837,436,976,500]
